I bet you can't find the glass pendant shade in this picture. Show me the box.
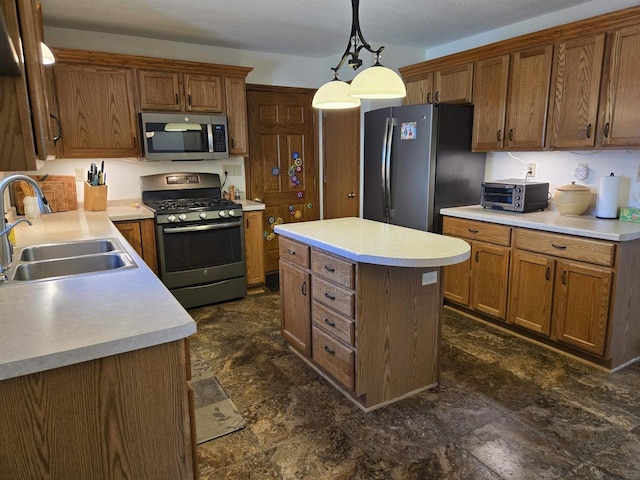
[40,42,55,65]
[312,79,361,109]
[349,65,406,99]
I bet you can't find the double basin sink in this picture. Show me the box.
[7,238,137,284]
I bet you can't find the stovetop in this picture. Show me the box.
[144,197,239,214]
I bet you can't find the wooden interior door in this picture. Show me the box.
[246,85,319,273]
[322,108,360,219]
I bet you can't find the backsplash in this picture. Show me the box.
[486,150,640,213]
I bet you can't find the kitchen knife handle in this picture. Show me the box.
[586,123,592,139]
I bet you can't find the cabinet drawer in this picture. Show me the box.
[312,301,355,347]
[312,326,355,391]
[514,229,616,267]
[443,217,511,246]
[279,237,310,268]
[313,276,355,318]
[311,249,355,289]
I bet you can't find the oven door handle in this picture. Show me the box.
[163,221,240,234]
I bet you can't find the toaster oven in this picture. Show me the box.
[481,180,549,213]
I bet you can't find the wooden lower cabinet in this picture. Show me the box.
[113,218,158,275]
[280,238,441,411]
[0,340,196,479]
[244,210,265,287]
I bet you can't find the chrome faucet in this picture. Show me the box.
[0,175,52,278]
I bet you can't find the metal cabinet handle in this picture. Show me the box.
[468,228,479,234]
[586,123,592,139]
[497,130,502,142]
[324,265,335,273]
[301,281,307,296]
[287,249,296,255]
[545,267,550,281]
[604,122,610,138]
[347,192,356,198]
[427,92,432,104]
[551,244,567,250]
[435,91,440,103]
[324,318,336,328]
[50,114,62,144]
[508,129,514,141]
[324,345,336,355]
[324,292,336,301]
[475,251,479,262]
[188,94,192,106]
[561,271,567,285]
[230,138,235,148]
[175,93,179,105]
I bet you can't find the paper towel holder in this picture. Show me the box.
[595,172,620,219]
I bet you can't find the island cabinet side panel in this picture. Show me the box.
[355,264,441,407]
[0,340,194,480]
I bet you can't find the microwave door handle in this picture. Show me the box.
[384,117,395,219]
[207,124,214,153]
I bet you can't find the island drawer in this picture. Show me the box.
[514,229,616,267]
[311,249,355,289]
[312,326,355,391]
[312,301,355,347]
[279,237,310,268]
[443,217,511,246]
[313,276,355,319]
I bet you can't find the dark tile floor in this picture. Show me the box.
[188,291,640,480]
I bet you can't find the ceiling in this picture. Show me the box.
[40,0,597,59]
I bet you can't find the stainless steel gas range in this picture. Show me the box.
[141,172,246,308]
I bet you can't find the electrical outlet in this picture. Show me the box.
[527,162,536,177]
[223,165,242,176]
[75,168,85,182]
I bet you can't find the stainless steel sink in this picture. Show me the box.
[19,239,118,261]
[12,252,136,282]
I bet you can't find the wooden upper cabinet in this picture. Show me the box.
[472,55,509,151]
[138,70,182,111]
[403,76,433,105]
[224,77,249,154]
[55,63,140,158]
[548,34,605,148]
[505,45,553,150]
[434,63,473,104]
[138,71,224,113]
[599,25,640,147]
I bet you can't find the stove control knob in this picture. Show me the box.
[199,212,207,219]
[167,215,177,223]
[218,210,227,218]
[178,213,187,221]
[228,209,236,217]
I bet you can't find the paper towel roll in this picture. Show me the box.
[596,173,620,219]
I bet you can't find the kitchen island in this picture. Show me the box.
[0,207,197,479]
[274,217,470,411]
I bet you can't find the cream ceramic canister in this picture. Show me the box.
[554,182,592,216]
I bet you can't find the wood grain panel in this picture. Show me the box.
[311,249,355,289]
[225,77,249,154]
[312,326,355,391]
[470,242,511,320]
[184,74,223,113]
[443,217,512,246]
[356,264,440,405]
[443,255,471,306]
[244,211,265,286]
[312,276,355,319]
[279,260,311,355]
[0,341,194,479]
[312,300,355,346]
[138,70,182,111]
[471,55,509,151]
[278,236,309,268]
[434,62,473,104]
[404,76,433,105]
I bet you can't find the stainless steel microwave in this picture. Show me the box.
[140,113,229,161]
[481,180,549,213]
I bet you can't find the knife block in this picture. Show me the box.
[84,182,108,211]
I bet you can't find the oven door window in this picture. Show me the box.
[145,122,209,154]
[162,222,242,273]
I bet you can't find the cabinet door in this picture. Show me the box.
[470,242,510,320]
[138,70,183,111]
[55,64,140,158]
[434,63,473,104]
[114,219,158,275]
[244,211,265,286]
[280,261,311,355]
[505,45,553,150]
[115,221,143,254]
[184,74,224,113]
[508,250,554,335]
[551,261,612,356]
[225,77,249,154]
[472,55,509,151]
[443,255,471,306]
[548,34,605,148]
[600,25,640,147]
[403,75,433,105]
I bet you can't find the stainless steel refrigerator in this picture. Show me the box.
[363,103,486,233]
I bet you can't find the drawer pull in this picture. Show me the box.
[586,123,592,139]
[301,281,307,296]
[475,251,479,263]
[545,267,550,281]
[324,318,336,328]
[551,243,567,250]
[468,228,479,234]
[324,345,336,355]
[324,292,336,301]
[562,271,567,285]
[287,249,296,255]
[324,265,335,273]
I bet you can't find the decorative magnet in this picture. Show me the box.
[288,166,296,176]
[290,175,298,182]
[295,165,302,172]
[292,152,299,159]
[294,210,302,219]
[294,158,303,167]
[288,205,295,212]
[271,166,280,176]
[297,191,303,198]
[307,203,313,209]
[268,216,275,224]
[266,232,276,241]
[275,217,284,225]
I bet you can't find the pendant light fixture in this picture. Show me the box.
[312,0,406,109]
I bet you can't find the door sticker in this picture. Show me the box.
[400,122,417,140]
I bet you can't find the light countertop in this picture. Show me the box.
[441,205,640,242]
[0,207,196,381]
[274,217,470,267]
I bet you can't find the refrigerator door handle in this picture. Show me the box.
[383,117,396,219]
